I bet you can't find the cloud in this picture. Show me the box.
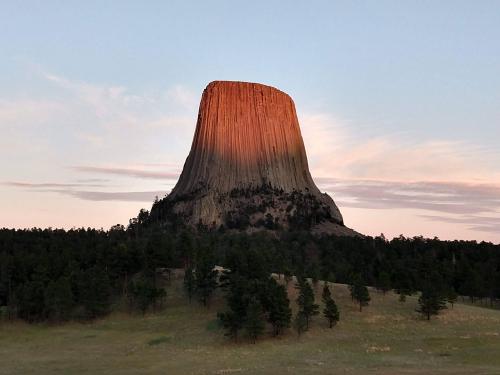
[64,190,166,202]
[3,181,106,188]
[315,178,500,233]
[166,85,199,110]
[0,99,64,127]
[71,165,180,180]
[316,178,500,215]
[420,214,500,234]
[300,112,500,183]
[3,180,166,202]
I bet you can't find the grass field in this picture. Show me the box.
[1,273,500,375]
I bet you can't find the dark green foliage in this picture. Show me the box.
[177,230,195,268]
[295,277,319,329]
[183,266,196,303]
[1,223,500,325]
[376,271,391,295]
[322,284,339,328]
[195,254,218,307]
[129,275,166,315]
[44,277,73,321]
[244,297,265,343]
[417,284,447,320]
[195,256,218,307]
[447,287,458,308]
[294,311,307,337]
[78,266,111,319]
[218,247,291,341]
[350,276,370,312]
[15,280,45,322]
[307,261,321,288]
[460,269,484,304]
[218,273,248,341]
[265,279,292,336]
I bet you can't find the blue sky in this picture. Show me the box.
[1,1,500,242]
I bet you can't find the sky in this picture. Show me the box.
[1,1,500,242]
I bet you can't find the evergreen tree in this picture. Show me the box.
[44,277,73,321]
[283,268,292,286]
[295,277,319,329]
[183,266,196,303]
[322,284,339,328]
[177,230,195,268]
[293,311,307,337]
[376,271,391,295]
[447,287,458,309]
[308,261,320,289]
[351,277,370,312]
[266,281,292,336]
[323,271,335,288]
[129,275,165,315]
[79,266,111,319]
[195,255,218,308]
[244,297,265,343]
[218,274,247,341]
[417,283,447,320]
[15,281,45,321]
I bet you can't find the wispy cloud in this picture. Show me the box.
[71,165,180,180]
[325,179,500,214]
[64,190,166,202]
[3,180,166,202]
[3,181,107,188]
[420,214,500,234]
[300,112,500,183]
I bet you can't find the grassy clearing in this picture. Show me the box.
[1,275,499,374]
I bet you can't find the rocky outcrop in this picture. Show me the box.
[152,81,355,235]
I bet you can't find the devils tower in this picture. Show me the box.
[151,81,356,236]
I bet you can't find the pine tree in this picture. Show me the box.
[296,277,319,329]
[376,271,391,295]
[324,272,335,288]
[44,277,73,321]
[218,273,247,341]
[322,284,339,328]
[351,277,370,312]
[129,275,165,315]
[267,282,292,336]
[283,268,292,287]
[183,266,196,303]
[244,297,265,343]
[447,287,458,309]
[195,255,218,308]
[417,284,447,320]
[308,261,320,289]
[294,311,307,337]
[79,266,111,319]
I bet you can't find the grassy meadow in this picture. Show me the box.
[1,273,500,375]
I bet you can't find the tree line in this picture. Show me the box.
[1,219,499,325]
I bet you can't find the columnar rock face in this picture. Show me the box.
[152,81,355,235]
[172,81,325,197]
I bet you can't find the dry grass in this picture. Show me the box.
[1,276,499,374]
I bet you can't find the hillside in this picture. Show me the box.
[1,274,499,374]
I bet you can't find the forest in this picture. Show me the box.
[1,208,499,335]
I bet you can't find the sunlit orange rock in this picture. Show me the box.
[153,81,355,235]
